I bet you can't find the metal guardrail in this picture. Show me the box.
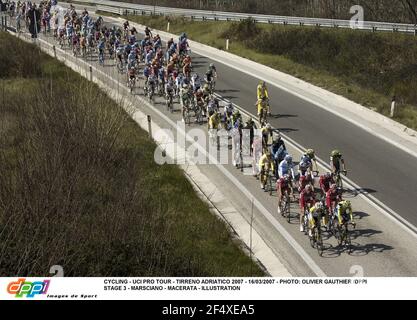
[96,5,121,15]
[72,0,417,34]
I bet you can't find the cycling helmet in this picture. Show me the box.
[283,174,290,181]
[330,183,337,190]
[284,155,292,162]
[305,185,313,192]
[315,202,323,210]
[209,63,214,68]
[306,149,315,158]
[266,123,272,130]
[325,172,331,178]
[331,149,341,157]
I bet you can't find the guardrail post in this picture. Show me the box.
[1,16,3,31]
[89,66,93,82]
[390,96,396,118]
[53,45,56,58]
[414,29,417,36]
[147,115,152,139]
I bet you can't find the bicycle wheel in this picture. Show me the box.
[286,197,291,223]
[303,213,309,235]
[337,225,344,246]
[316,228,324,256]
[309,228,316,248]
[345,225,353,254]
[185,110,191,125]
[268,175,273,196]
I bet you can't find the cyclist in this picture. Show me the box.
[165,78,175,103]
[257,81,270,115]
[123,20,129,32]
[261,122,273,151]
[308,202,325,237]
[319,172,335,195]
[330,149,346,175]
[205,63,217,92]
[231,110,242,128]
[325,183,342,215]
[259,150,274,191]
[144,26,152,38]
[207,98,218,118]
[244,117,257,156]
[127,66,136,87]
[97,38,105,64]
[278,154,295,180]
[127,50,137,69]
[336,200,355,227]
[277,174,293,214]
[256,96,268,124]
[191,73,201,92]
[299,149,318,177]
[223,103,234,130]
[142,62,151,83]
[180,84,191,122]
[271,134,287,178]
[299,184,316,232]
[298,172,314,194]
[208,112,221,130]
[116,44,124,67]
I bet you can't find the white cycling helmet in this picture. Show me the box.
[315,202,323,210]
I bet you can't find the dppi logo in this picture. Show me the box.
[7,278,50,298]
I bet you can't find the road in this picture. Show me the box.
[15,3,417,275]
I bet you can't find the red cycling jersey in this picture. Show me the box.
[325,189,342,209]
[299,190,316,210]
[298,175,312,192]
[319,175,334,193]
[277,178,291,195]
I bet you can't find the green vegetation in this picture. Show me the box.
[111,0,417,24]
[120,14,417,130]
[0,32,264,277]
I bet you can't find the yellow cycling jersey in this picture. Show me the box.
[209,115,220,129]
[259,154,274,171]
[257,85,269,100]
[257,99,268,114]
[337,202,353,225]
